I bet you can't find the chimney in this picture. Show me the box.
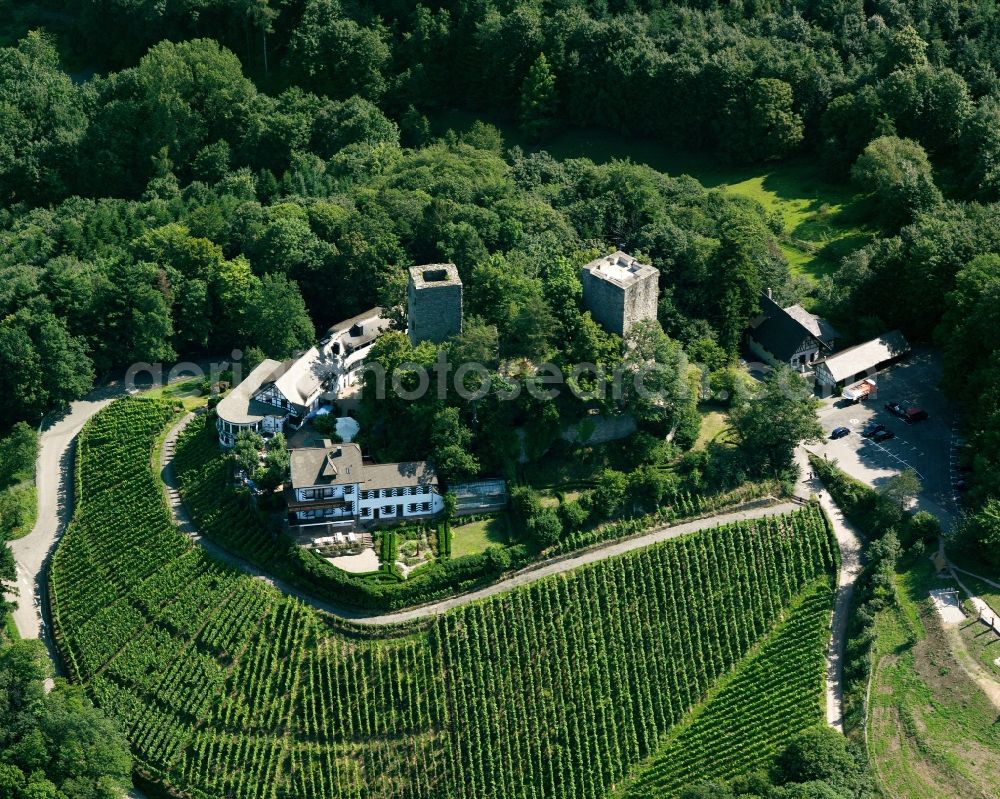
[767,287,773,300]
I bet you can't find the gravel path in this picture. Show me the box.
[796,446,864,734]
[163,414,801,625]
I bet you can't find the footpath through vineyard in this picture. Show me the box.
[162,413,802,625]
[794,446,863,733]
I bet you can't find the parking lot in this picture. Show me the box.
[809,349,959,526]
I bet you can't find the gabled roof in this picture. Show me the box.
[290,443,365,488]
[783,304,839,343]
[216,359,291,426]
[271,345,334,412]
[273,308,392,412]
[327,307,391,353]
[748,294,826,362]
[815,330,910,383]
[289,442,439,492]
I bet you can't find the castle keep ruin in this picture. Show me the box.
[407,264,463,345]
[580,252,659,337]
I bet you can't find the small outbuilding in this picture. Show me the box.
[813,330,910,389]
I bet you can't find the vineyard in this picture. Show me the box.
[618,579,833,798]
[50,397,838,799]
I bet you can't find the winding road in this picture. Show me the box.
[8,386,854,755]
[2,387,852,799]
[4,382,150,799]
[6,383,128,653]
[162,414,802,625]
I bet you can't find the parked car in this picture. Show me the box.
[830,426,851,439]
[903,407,929,423]
[862,422,886,438]
[872,429,896,442]
[954,479,969,492]
[884,402,905,417]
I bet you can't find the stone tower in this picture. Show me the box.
[580,251,659,337]
[407,264,463,345]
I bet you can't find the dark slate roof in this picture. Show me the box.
[290,444,365,488]
[289,442,438,491]
[784,304,839,344]
[748,294,825,362]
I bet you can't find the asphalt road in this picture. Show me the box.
[6,384,127,657]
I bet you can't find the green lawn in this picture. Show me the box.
[143,378,211,411]
[450,515,509,558]
[693,407,729,452]
[539,488,582,508]
[432,109,870,283]
[954,575,1000,680]
[722,172,871,282]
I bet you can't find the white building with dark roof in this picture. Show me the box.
[747,292,839,372]
[216,308,391,447]
[286,442,443,528]
[215,359,294,447]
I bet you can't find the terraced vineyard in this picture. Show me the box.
[50,398,838,799]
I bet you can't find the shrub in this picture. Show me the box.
[558,500,590,532]
[777,726,858,788]
[0,423,38,489]
[525,506,562,548]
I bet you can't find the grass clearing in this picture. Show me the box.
[867,553,1000,799]
[143,378,211,412]
[954,575,1000,681]
[539,488,582,508]
[693,407,729,452]
[431,109,870,283]
[450,515,509,558]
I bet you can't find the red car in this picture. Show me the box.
[904,407,929,423]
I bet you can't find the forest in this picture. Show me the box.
[1,2,999,797]
[2,0,1000,563]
